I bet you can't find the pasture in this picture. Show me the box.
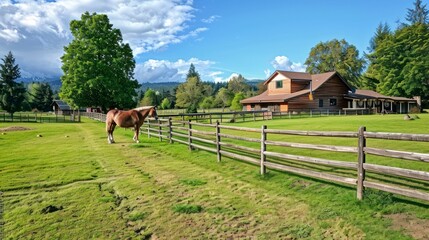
[0,114,428,239]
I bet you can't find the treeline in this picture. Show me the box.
[138,64,262,112]
[0,52,54,116]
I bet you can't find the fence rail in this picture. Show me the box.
[0,112,79,123]
[142,118,429,202]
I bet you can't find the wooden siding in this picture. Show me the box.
[291,81,308,92]
[268,77,291,95]
[288,75,349,111]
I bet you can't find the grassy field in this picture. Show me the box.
[0,114,428,239]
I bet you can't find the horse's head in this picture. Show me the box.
[149,106,158,120]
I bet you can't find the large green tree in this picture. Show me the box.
[305,39,365,88]
[175,76,205,112]
[0,51,26,116]
[175,64,211,113]
[365,23,429,99]
[60,12,139,112]
[362,23,392,89]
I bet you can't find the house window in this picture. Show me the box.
[276,81,283,89]
[318,99,323,108]
[329,98,337,106]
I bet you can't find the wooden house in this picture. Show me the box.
[241,70,418,113]
[51,100,72,115]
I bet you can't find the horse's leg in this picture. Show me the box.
[110,123,116,143]
[134,125,140,143]
[106,121,113,144]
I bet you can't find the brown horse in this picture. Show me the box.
[106,106,158,144]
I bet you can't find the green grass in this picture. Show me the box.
[0,114,428,239]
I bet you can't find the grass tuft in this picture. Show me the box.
[179,179,207,186]
[172,204,203,214]
[128,212,148,221]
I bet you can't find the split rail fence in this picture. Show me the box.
[143,118,429,202]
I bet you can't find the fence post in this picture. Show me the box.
[260,125,267,175]
[168,117,173,144]
[147,119,151,138]
[158,119,162,141]
[216,121,221,162]
[188,120,193,151]
[357,126,366,200]
[210,114,212,124]
[253,112,256,121]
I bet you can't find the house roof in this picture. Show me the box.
[51,100,71,110]
[263,71,312,85]
[242,71,350,104]
[346,90,416,102]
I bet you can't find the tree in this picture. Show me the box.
[406,0,429,24]
[365,23,429,99]
[0,51,26,116]
[175,76,205,113]
[186,63,200,80]
[227,74,251,94]
[362,23,393,89]
[215,87,234,111]
[230,92,245,111]
[305,39,366,88]
[140,88,157,106]
[199,96,215,111]
[27,82,54,111]
[256,81,267,94]
[160,98,171,110]
[176,65,210,113]
[60,12,139,112]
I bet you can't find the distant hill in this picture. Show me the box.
[18,77,62,92]
[16,77,265,94]
[139,82,181,93]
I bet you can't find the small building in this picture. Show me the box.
[86,107,102,113]
[241,70,418,114]
[51,100,72,115]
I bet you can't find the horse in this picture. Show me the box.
[105,106,158,144]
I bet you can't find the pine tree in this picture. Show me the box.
[0,51,26,116]
[406,0,429,24]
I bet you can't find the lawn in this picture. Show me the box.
[0,114,428,239]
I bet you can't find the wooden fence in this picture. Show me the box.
[0,112,79,123]
[142,118,429,202]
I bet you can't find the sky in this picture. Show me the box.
[0,0,419,83]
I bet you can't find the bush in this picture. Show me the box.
[186,104,198,113]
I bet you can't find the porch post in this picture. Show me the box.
[400,102,402,113]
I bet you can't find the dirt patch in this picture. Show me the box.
[0,126,32,132]
[385,213,429,240]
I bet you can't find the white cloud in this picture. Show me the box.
[271,56,306,72]
[135,58,217,83]
[0,0,204,77]
[202,15,220,23]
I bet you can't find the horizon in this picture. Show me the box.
[0,0,419,83]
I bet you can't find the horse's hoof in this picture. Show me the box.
[136,140,140,143]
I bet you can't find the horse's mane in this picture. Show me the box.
[133,106,155,112]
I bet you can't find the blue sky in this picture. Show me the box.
[0,0,419,83]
